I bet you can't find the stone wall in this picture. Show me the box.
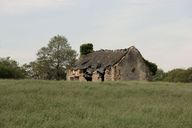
[104,68,112,81]
[67,69,86,81]
[66,69,73,81]
[67,47,151,81]
[111,65,121,81]
[116,47,150,80]
[92,71,101,82]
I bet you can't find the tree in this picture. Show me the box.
[163,68,192,83]
[186,67,192,82]
[0,57,25,79]
[80,43,93,56]
[152,69,165,81]
[22,61,42,79]
[26,35,77,80]
[143,59,157,76]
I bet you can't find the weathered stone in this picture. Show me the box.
[67,46,152,81]
[92,71,101,82]
[104,68,112,81]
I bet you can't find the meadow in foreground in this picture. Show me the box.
[0,80,192,128]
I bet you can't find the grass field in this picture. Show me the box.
[0,80,192,128]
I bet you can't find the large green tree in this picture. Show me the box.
[25,35,77,80]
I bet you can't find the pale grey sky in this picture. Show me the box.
[0,0,191,71]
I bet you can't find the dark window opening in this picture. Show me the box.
[101,74,104,82]
[85,77,92,81]
[74,76,79,80]
[84,74,92,81]
[131,68,136,73]
[97,71,105,82]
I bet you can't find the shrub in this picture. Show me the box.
[152,69,165,81]
[80,43,93,56]
[163,68,192,83]
[0,57,25,79]
[143,59,157,76]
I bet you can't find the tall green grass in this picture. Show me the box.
[0,80,192,128]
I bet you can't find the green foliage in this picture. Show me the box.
[152,69,165,81]
[1,80,192,128]
[22,61,42,79]
[0,57,25,79]
[80,43,93,56]
[25,35,77,80]
[143,59,157,76]
[163,68,192,83]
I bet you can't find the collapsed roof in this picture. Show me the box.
[74,46,140,74]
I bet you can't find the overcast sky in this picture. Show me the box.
[0,0,191,71]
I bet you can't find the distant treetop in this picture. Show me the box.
[80,43,94,56]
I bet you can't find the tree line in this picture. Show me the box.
[0,35,191,83]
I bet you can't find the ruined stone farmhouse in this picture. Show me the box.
[67,46,152,81]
